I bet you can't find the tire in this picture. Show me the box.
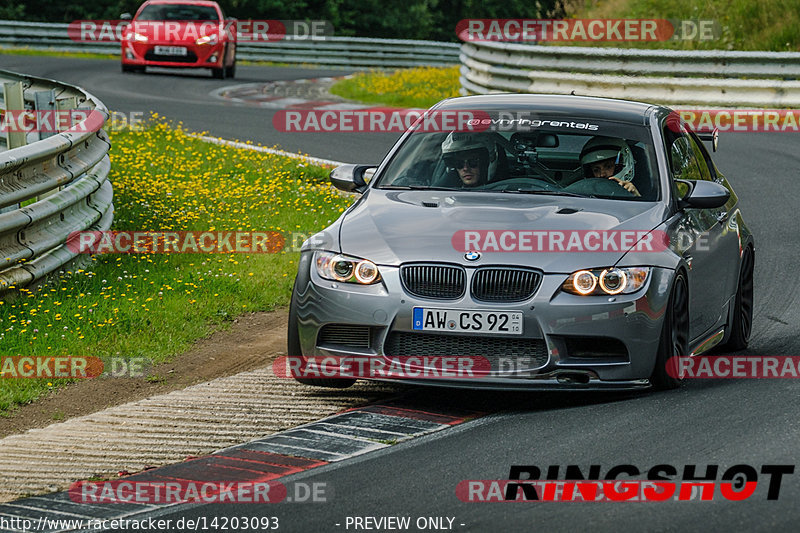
[722,247,754,351]
[212,46,229,79]
[225,60,235,79]
[651,272,690,389]
[288,287,355,389]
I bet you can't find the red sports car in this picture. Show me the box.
[121,0,236,78]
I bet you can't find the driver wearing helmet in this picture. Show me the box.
[580,136,640,196]
[441,132,498,187]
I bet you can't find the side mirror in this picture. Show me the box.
[697,129,719,152]
[120,13,133,20]
[677,180,730,209]
[330,164,376,193]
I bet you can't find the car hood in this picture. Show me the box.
[338,190,670,273]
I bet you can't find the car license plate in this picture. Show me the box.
[413,308,523,335]
[154,45,187,56]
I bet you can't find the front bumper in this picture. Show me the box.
[121,41,225,68]
[292,252,673,390]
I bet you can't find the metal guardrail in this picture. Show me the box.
[0,20,460,68]
[0,69,113,291]
[460,41,800,106]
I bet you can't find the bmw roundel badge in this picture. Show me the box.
[465,251,481,261]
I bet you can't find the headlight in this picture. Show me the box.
[196,34,218,45]
[314,251,381,285]
[562,267,650,296]
[572,270,597,295]
[128,32,148,43]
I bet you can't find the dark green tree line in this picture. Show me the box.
[1,0,562,41]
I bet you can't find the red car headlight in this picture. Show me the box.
[196,34,219,45]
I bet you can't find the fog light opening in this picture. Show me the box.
[209,54,218,63]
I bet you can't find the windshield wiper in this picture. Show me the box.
[379,186,458,191]
[499,189,586,197]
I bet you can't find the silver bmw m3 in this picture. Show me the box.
[286,94,754,390]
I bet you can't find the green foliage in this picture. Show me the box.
[569,0,800,51]
[8,0,797,48]
[0,4,25,19]
[0,118,351,413]
[8,0,562,42]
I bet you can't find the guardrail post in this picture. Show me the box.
[35,94,78,201]
[56,96,77,131]
[0,82,23,213]
[3,81,25,149]
[34,89,56,140]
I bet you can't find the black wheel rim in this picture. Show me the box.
[671,277,689,360]
[739,249,754,342]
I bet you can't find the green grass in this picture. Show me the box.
[0,46,351,69]
[0,117,353,413]
[0,46,117,60]
[330,66,461,109]
[565,0,800,51]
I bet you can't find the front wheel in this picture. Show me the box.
[225,60,236,79]
[651,272,689,389]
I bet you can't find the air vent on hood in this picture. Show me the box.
[556,207,582,214]
[422,201,439,208]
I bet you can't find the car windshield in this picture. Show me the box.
[137,4,220,21]
[374,114,660,201]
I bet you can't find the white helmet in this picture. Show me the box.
[580,136,635,182]
[441,132,498,185]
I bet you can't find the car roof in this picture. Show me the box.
[141,0,221,6]
[434,93,666,125]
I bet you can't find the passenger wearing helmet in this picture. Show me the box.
[441,132,498,187]
[580,136,640,196]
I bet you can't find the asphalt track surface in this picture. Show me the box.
[0,55,400,163]
[2,55,800,532]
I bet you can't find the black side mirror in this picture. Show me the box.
[677,179,730,209]
[120,13,133,20]
[330,164,376,193]
[697,128,719,152]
